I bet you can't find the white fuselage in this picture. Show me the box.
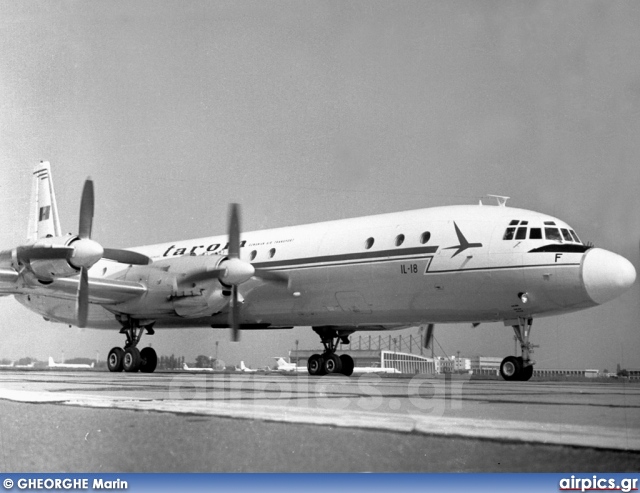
[14,204,635,331]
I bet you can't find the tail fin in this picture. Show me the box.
[183,363,189,370]
[27,162,62,242]
[240,361,247,370]
[48,356,56,367]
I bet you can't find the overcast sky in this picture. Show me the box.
[0,1,638,370]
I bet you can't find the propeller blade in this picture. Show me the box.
[77,266,89,328]
[228,203,240,259]
[424,323,435,349]
[78,179,95,239]
[180,268,226,284]
[102,248,152,265]
[230,285,240,342]
[16,246,74,262]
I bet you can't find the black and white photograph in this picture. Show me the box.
[0,0,638,478]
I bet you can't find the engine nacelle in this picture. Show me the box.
[24,234,79,281]
[156,255,232,318]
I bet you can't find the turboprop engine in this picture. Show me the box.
[18,234,103,281]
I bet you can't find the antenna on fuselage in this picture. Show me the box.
[486,195,510,207]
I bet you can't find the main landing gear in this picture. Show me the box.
[307,327,355,376]
[107,318,158,373]
[500,318,536,381]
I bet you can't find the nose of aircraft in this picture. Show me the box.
[582,248,636,305]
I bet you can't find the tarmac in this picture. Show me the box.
[0,369,638,472]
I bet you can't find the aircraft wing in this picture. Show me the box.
[0,268,145,304]
[48,277,147,304]
[0,268,19,284]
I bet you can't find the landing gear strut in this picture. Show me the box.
[107,317,157,373]
[308,327,355,376]
[500,317,535,381]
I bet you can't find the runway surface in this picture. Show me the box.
[0,370,638,472]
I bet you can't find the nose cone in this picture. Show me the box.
[70,238,104,269]
[582,248,636,305]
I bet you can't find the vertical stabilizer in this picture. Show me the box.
[27,162,62,242]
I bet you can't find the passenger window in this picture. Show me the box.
[503,228,516,240]
[545,228,562,241]
[365,237,374,249]
[395,234,405,247]
[420,232,431,244]
[570,230,581,243]
[269,248,276,258]
[529,228,542,239]
[561,229,572,242]
[515,227,527,240]
[250,250,257,261]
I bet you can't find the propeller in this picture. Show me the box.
[18,177,152,328]
[179,203,288,341]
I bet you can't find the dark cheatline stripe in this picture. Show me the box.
[252,245,439,270]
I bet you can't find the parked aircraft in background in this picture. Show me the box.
[352,365,401,374]
[182,363,214,372]
[48,357,94,369]
[273,357,307,373]
[0,362,14,368]
[238,361,257,372]
[15,362,35,368]
[0,163,635,381]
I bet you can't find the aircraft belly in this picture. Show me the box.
[15,295,120,329]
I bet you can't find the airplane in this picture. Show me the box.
[15,362,35,368]
[352,365,402,374]
[273,357,307,373]
[0,361,14,368]
[238,361,258,372]
[182,362,214,372]
[48,356,94,369]
[0,162,636,381]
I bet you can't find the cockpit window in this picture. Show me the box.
[530,228,542,239]
[503,228,516,240]
[515,227,527,240]
[570,230,581,243]
[561,229,573,242]
[545,228,562,242]
[509,220,519,226]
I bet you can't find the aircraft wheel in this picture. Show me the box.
[499,356,522,381]
[139,347,158,373]
[307,354,324,376]
[339,354,354,376]
[323,353,342,374]
[520,363,534,381]
[107,347,124,372]
[123,347,141,373]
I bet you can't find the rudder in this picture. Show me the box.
[27,162,62,242]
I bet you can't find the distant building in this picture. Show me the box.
[381,351,435,374]
[627,369,640,380]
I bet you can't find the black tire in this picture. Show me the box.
[123,347,141,373]
[139,347,158,373]
[323,353,342,374]
[307,354,324,376]
[500,355,522,381]
[520,364,534,381]
[339,354,355,376]
[107,347,124,372]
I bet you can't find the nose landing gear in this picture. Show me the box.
[107,317,157,373]
[500,318,536,381]
[308,326,355,376]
